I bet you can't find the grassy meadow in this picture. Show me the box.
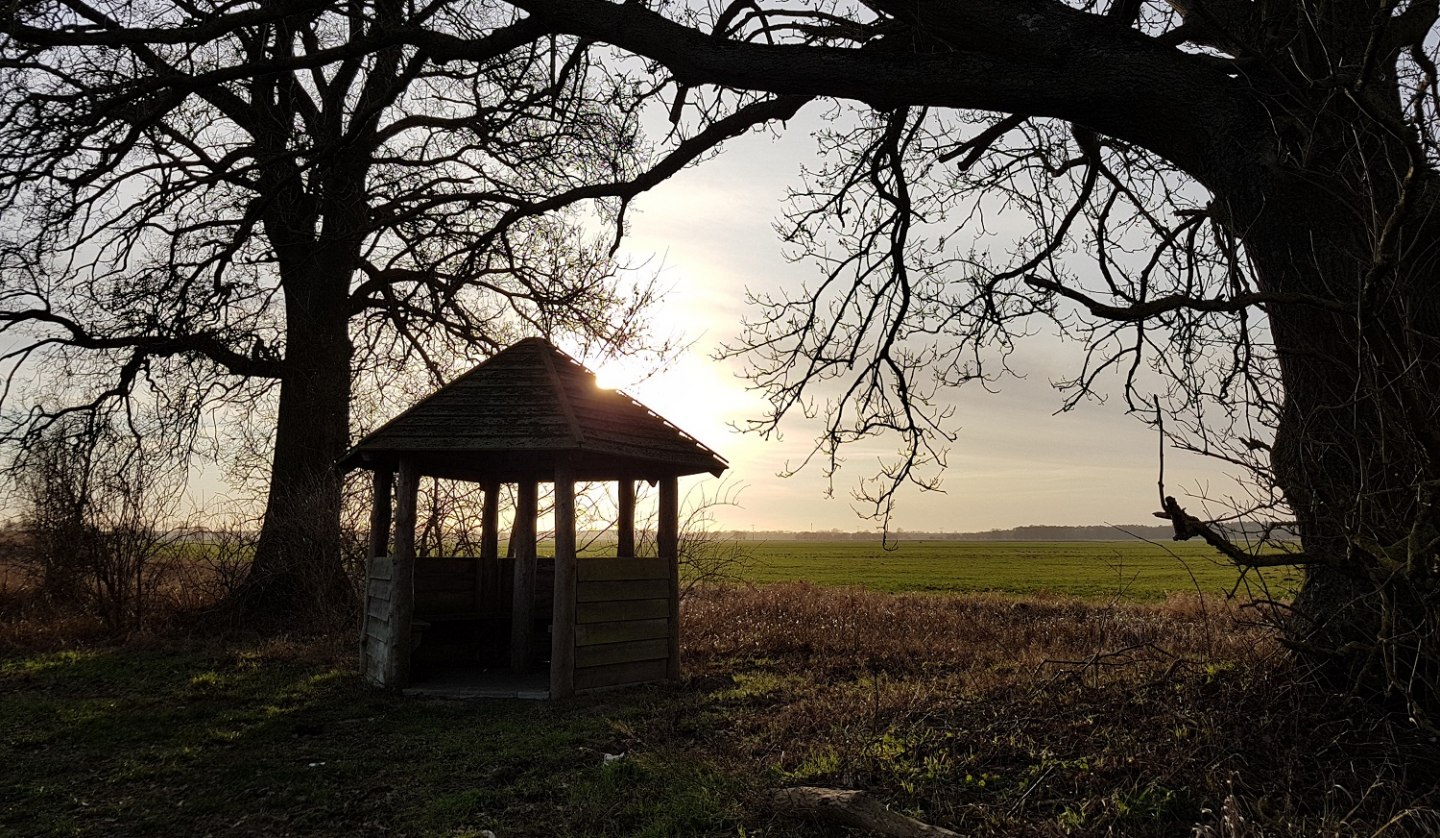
[731,539,1302,599]
[2,539,1433,836]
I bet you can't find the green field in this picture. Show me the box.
[731,539,1301,600]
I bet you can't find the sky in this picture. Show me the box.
[164,108,1246,536]
[575,113,1242,534]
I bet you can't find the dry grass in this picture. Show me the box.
[5,559,1439,836]
[681,583,1440,836]
[685,582,1269,682]
[0,541,351,651]
[0,562,110,650]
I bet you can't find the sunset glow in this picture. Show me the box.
[588,124,1243,535]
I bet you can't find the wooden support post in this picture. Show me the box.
[369,469,394,560]
[481,480,500,559]
[658,475,680,681]
[510,480,538,672]
[480,479,500,610]
[616,478,635,558]
[361,468,395,675]
[550,467,578,698]
[390,456,419,688]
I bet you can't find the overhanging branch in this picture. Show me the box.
[1024,275,1352,320]
[1155,496,1320,567]
[506,0,1250,177]
[0,308,282,379]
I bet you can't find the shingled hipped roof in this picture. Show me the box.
[339,338,727,482]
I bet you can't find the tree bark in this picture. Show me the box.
[220,117,371,628]
[1225,137,1440,708]
[226,274,356,628]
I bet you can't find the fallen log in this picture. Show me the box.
[772,786,960,837]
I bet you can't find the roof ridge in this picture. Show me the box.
[537,340,586,448]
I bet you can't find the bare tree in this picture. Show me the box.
[443,0,1440,721]
[13,412,185,632]
[14,416,96,605]
[8,0,1437,720]
[0,1,797,625]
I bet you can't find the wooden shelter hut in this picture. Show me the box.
[340,337,727,698]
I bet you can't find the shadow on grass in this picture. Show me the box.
[5,586,1440,837]
[1,642,751,837]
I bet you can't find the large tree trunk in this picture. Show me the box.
[1228,135,1440,719]
[226,279,356,628]
[221,136,371,628]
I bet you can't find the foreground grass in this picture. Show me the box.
[0,636,736,837]
[736,539,1303,599]
[3,585,1437,836]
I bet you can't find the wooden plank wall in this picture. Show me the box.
[573,558,673,692]
[413,557,555,618]
[362,555,396,686]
